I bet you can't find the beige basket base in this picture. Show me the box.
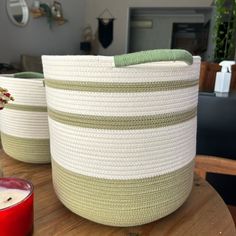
[1,132,51,164]
[52,159,194,227]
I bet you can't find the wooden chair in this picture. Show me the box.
[21,55,43,73]
[195,155,236,225]
[230,64,236,91]
[199,62,222,92]
[195,155,236,179]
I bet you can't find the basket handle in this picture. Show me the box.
[114,49,193,67]
[14,72,44,79]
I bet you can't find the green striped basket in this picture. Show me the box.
[42,49,201,226]
[0,74,50,164]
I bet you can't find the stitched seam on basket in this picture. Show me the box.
[52,157,194,186]
[4,104,47,112]
[44,79,198,92]
[48,107,197,130]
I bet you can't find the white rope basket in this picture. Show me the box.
[42,49,201,226]
[0,75,50,164]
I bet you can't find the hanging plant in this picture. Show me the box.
[213,0,236,62]
[39,3,53,28]
[31,1,68,29]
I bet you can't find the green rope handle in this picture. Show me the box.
[114,49,193,67]
[14,72,44,79]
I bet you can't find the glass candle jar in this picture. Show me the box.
[0,178,34,236]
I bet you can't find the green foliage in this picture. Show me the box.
[38,3,68,29]
[214,0,236,62]
[40,3,53,28]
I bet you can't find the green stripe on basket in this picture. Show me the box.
[44,79,198,93]
[48,107,197,130]
[52,158,194,226]
[1,132,51,164]
[5,104,47,112]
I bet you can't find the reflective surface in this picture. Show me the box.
[6,0,29,27]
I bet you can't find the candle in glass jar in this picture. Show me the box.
[0,178,34,236]
[0,187,30,209]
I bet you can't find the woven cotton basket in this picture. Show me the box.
[0,75,50,164]
[42,49,201,226]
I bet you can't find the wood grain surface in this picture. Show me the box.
[1,150,235,236]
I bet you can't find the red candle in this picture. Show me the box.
[0,178,34,236]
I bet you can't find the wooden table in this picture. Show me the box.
[1,150,236,236]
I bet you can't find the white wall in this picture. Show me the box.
[0,0,214,63]
[0,0,86,64]
[85,0,213,55]
[129,14,204,52]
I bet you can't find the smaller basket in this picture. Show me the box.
[0,74,50,164]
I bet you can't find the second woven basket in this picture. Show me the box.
[42,49,201,226]
[0,74,50,164]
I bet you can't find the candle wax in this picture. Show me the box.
[0,187,30,210]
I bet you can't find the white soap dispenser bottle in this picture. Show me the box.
[214,61,235,96]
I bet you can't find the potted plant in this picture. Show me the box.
[213,0,236,62]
